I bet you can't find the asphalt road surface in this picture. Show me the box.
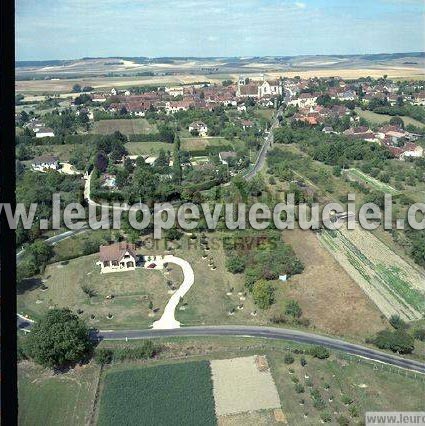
[88,325,425,374]
[244,107,282,181]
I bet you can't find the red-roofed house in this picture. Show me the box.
[97,242,137,273]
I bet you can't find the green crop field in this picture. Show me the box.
[347,168,400,195]
[97,361,216,426]
[18,362,99,426]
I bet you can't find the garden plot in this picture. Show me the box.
[319,227,425,321]
[210,356,281,417]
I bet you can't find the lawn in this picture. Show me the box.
[27,144,87,162]
[97,361,216,426]
[181,137,242,152]
[18,361,100,426]
[347,167,400,195]
[125,141,172,155]
[17,250,183,329]
[141,233,268,327]
[355,108,425,128]
[91,118,157,135]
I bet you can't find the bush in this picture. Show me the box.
[300,357,307,367]
[252,280,275,309]
[372,329,415,354]
[389,314,407,330]
[295,383,305,394]
[285,300,302,318]
[225,255,246,274]
[112,341,158,361]
[341,394,354,405]
[284,353,295,364]
[310,345,330,359]
[320,412,332,423]
[336,416,350,426]
[413,328,425,341]
[94,348,113,365]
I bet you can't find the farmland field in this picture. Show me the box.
[18,361,99,426]
[346,168,400,195]
[318,227,425,321]
[355,108,425,128]
[97,361,216,426]
[91,118,157,135]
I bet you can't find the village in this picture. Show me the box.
[15,70,425,426]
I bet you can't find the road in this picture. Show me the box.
[86,325,425,374]
[244,106,282,181]
[17,318,425,373]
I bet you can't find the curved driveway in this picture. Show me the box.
[151,255,195,329]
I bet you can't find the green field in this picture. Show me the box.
[91,118,157,135]
[18,362,99,426]
[347,168,400,195]
[355,108,425,128]
[97,361,216,426]
[180,137,243,152]
[125,141,172,155]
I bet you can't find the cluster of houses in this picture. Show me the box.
[292,104,350,126]
[75,76,282,117]
[24,119,55,138]
[342,125,423,159]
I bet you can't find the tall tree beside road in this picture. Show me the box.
[23,308,92,368]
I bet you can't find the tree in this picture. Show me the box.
[252,280,275,309]
[95,151,108,172]
[28,240,54,271]
[24,308,92,368]
[372,329,414,354]
[225,255,246,274]
[389,116,404,129]
[310,345,330,359]
[389,314,407,330]
[72,84,82,93]
[165,228,183,241]
[158,124,175,143]
[285,300,302,318]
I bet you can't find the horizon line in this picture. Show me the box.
[15,51,425,64]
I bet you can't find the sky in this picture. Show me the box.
[16,0,425,61]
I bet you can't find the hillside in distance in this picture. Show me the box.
[16,52,425,80]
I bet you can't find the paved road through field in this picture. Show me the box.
[88,325,425,374]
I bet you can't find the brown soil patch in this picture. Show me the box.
[282,228,385,339]
[274,408,287,423]
[211,356,281,416]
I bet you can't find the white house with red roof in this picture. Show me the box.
[97,242,137,273]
